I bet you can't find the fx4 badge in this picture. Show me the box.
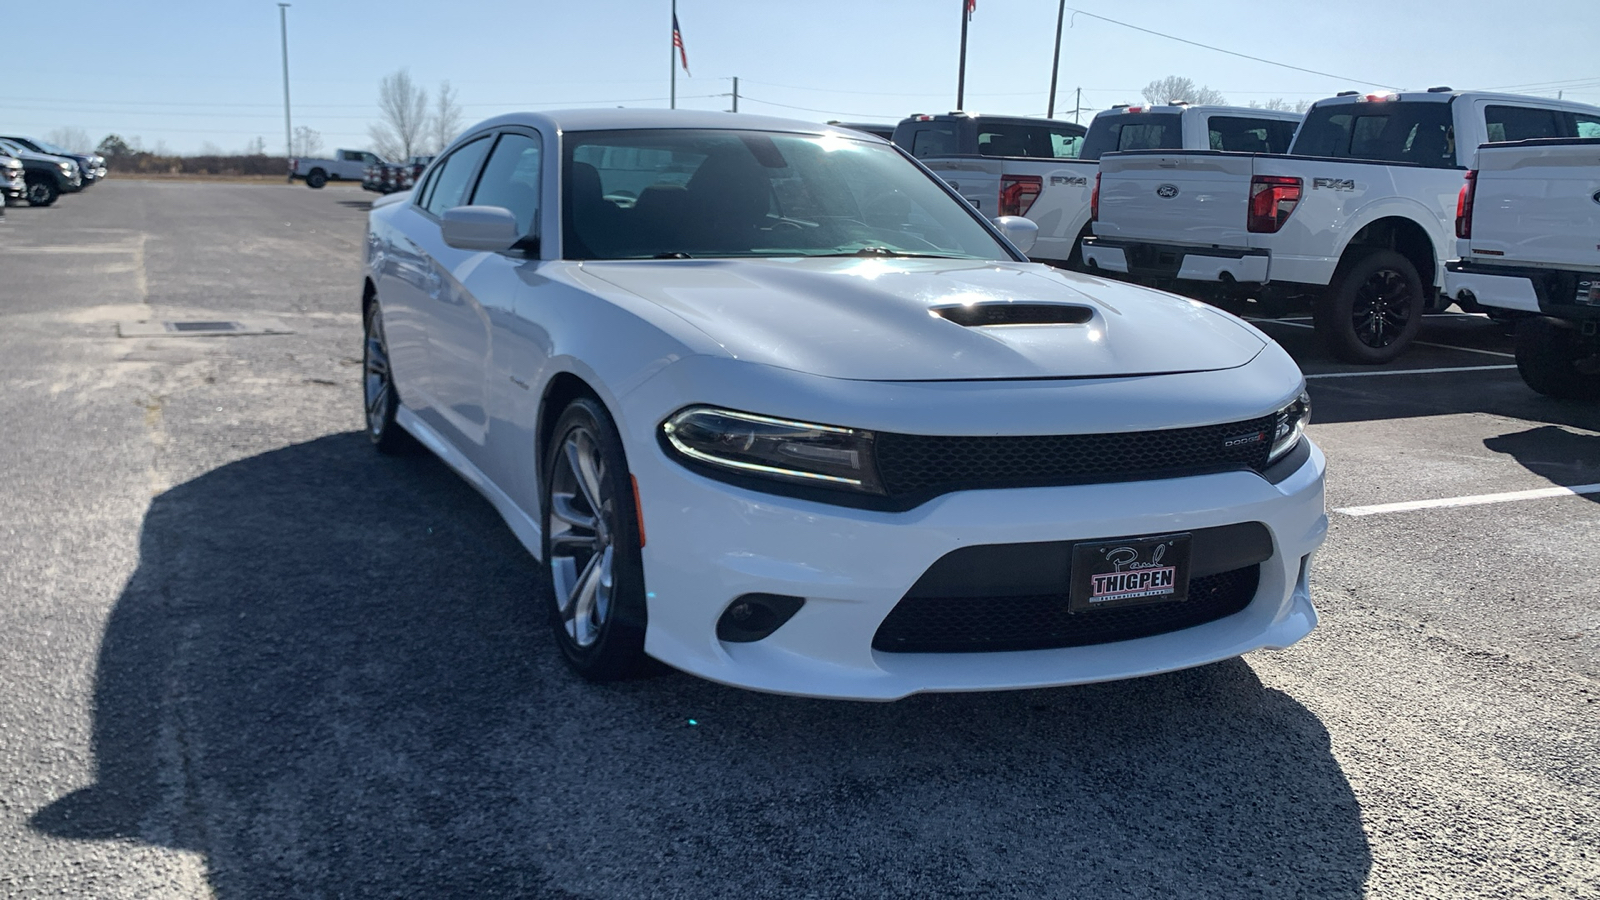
[1155,184,1180,198]
[1051,175,1088,186]
[1313,178,1356,192]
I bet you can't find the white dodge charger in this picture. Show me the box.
[361,109,1325,700]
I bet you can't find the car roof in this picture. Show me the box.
[1091,105,1301,121]
[459,108,861,137]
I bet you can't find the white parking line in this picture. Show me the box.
[1335,483,1600,517]
[1305,364,1517,380]
[1245,318,1516,359]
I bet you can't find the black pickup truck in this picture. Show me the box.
[0,138,81,206]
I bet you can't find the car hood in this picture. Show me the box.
[579,258,1264,381]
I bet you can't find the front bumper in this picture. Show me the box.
[633,437,1327,700]
[1082,237,1270,284]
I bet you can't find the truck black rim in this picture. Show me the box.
[1352,268,1412,349]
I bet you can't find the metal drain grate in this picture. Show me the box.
[167,321,240,333]
[117,318,293,338]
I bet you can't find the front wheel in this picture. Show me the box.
[362,300,416,454]
[1514,316,1600,400]
[24,175,58,207]
[1314,249,1424,364]
[541,398,649,681]
[306,169,327,189]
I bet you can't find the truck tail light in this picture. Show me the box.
[1090,172,1101,222]
[1455,170,1477,239]
[998,174,1042,217]
[1247,175,1302,234]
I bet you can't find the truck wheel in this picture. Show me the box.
[1514,316,1600,400]
[306,169,327,189]
[1314,249,1424,364]
[24,175,58,207]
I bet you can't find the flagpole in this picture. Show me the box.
[956,0,969,111]
[670,0,677,110]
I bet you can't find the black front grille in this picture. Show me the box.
[872,565,1260,653]
[874,414,1277,499]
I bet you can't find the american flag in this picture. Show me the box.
[673,14,690,75]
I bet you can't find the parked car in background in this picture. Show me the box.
[291,149,386,188]
[361,109,1324,699]
[365,155,434,194]
[1445,136,1600,399]
[1,150,25,209]
[1083,89,1600,362]
[0,135,105,186]
[0,138,80,207]
[827,121,896,140]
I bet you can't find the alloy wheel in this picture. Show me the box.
[1351,268,1413,349]
[547,427,617,649]
[26,182,49,204]
[363,306,392,437]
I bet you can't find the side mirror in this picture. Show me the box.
[440,206,522,252]
[991,215,1039,255]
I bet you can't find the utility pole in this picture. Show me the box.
[956,0,970,111]
[1075,87,1082,124]
[278,3,292,169]
[1047,0,1065,118]
[670,0,677,110]
[730,77,739,113]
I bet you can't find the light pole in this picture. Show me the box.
[278,3,292,171]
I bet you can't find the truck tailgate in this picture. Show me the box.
[1095,152,1255,248]
[1469,141,1600,270]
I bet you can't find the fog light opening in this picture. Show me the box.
[716,593,805,643]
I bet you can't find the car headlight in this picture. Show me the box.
[1268,390,1311,463]
[661,406,884,495]
[59,161,74,172]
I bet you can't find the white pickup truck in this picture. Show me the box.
[1445,137,1600,399]
[1083,90,1600,362]
[290,149,387,189]
[893,105,1299,268]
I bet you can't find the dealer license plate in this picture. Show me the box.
[1069,532,1192,614]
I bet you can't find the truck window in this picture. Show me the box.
[1079,117,1181,160]
[1484,105,1564,142]
[1207,117,1298,154]
[909,126,958,159]
[975,124,1086,159]
[1293,102,1456,167]
[1576,114,1600,139]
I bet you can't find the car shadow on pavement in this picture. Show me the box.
[31,432,1372,899]
[1484,425,1600,503]
[336,199,374,209]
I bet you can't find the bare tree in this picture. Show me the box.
[243,136,268,156]
[1248,97,1311,113]
[1141,76,1226,107]
[46,126,93,153]
[430,80,464,154]
[293,126,324,157]
[369,69,430,161]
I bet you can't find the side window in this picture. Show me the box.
[1051,132,1083,159]
[910,126,957,158]
[422,136,492,217]
[1485,105,1564,142]
[1570,114,1600,139]
[1207,117,1299,154]
[469,133,543,238]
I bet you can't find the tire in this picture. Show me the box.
[541,397,649,681]
[24,175,58,207]
[306,169,327,189]
[1514,316,1600,400]
[1314,249,1425,364]
[362,299,417,454]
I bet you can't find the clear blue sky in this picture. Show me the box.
[5,0,1598,155]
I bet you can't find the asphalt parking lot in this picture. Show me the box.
[1,180,1596,899]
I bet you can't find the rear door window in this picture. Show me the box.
[1485,105,1564,142]
[1574,114,1600,139]
[908,126,958,158]
[1080,116,1182,160]
[975,123,1087,159]
[1292,101,1456,167]
[1207,116,1299,154]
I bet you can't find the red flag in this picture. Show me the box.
[673,14,690,76]
[965,0,976,19]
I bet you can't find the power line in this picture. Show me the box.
[1064,7,1398,90]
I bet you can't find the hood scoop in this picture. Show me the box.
[931,302,1094,327]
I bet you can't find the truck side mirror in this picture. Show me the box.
[992,215,1038,255]
[440,206,522,252]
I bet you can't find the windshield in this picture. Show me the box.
[562,129,1013,261]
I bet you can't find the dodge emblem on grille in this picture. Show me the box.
[1156,184,1180,199]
